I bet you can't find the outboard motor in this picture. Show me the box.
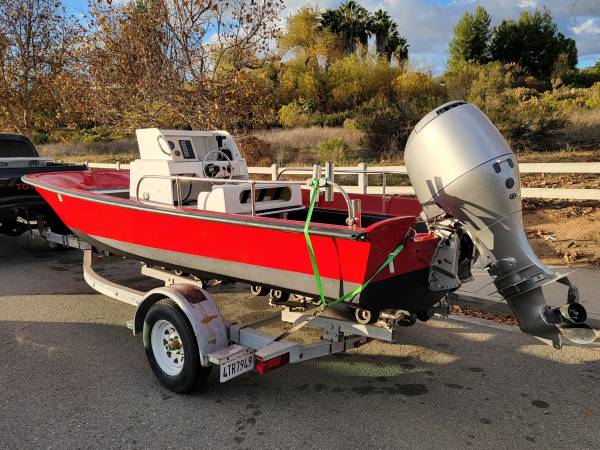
[405,101,596,348]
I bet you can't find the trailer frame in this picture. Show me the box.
[53,232,414,389]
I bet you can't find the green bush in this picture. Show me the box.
[278,100,311,128]
[354,99,414,159]
[562,68,600,88]
[343,118,358,130]
[327,54,401,111]
[31,131,49,145]
[307,110,352,127]
[392,71,447,111]
[476,87,566,151]
[316,137,358,163]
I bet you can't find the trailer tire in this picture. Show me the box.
[143,299,211,394]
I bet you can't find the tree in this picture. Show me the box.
[0,0,82,136]
[388,30,409,65]
[85,0,284,132]
[556,33,578,69]
[326,54,401,111]
[489,8,577,79]
[278,6,341,66]
[369,9,408,64]
[447,6,491,71]
[370,10,393,57]
[276,7,341,111]
[320,1,371,55]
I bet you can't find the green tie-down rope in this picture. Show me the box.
[303,178,405,308]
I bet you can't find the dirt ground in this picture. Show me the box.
[523,198,600,267]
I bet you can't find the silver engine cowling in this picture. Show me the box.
[405,101,595,348]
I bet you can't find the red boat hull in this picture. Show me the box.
[24,170,445,313]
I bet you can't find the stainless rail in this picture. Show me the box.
[276,167,407,179]
[276,166,405,213]
[134,174,359,228]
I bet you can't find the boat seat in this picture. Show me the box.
[197,183,303,214]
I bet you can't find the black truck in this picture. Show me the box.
[0,133,86,236]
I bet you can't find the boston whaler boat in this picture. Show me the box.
[23,102,598,393]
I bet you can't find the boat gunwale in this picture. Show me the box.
[23,171,370,241]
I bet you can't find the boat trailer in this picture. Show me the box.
[44,230,418,393]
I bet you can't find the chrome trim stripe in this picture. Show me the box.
[80,231,361,299]
[24,175,367,240]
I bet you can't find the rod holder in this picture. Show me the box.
[349,199,361,228]
[312,164,321,180]
[324,162,334,202]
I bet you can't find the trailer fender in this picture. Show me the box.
[133,284,228,366]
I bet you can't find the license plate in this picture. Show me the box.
[220,353,255,382]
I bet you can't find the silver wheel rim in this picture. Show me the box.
[151,319,185,376]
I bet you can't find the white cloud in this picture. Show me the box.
[517,0,537,8]
[572,18,600,34]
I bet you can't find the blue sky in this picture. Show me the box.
[64,0,600,74]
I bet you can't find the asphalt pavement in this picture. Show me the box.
[2,233,600,449]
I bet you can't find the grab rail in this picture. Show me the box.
[277,166,405,213]
[134,174,359,228]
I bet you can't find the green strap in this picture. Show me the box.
[303,178,405,308]
[304,179,326,305]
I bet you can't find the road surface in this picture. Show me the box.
[1,234,600,449]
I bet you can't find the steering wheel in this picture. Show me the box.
[202,150,233,181]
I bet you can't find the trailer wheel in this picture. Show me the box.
[143,299,211,394]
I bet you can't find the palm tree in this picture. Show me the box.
[370,9,394,57]
[369,9,409,63]
[320,1,371,55]
[319,8,341,34]
[388,30,409,64]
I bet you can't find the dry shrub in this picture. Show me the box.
[236,136,275,166]
[563,108,600,148]
[518,148,600,162]
[252,127,363,152]
[38,139,138,162]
